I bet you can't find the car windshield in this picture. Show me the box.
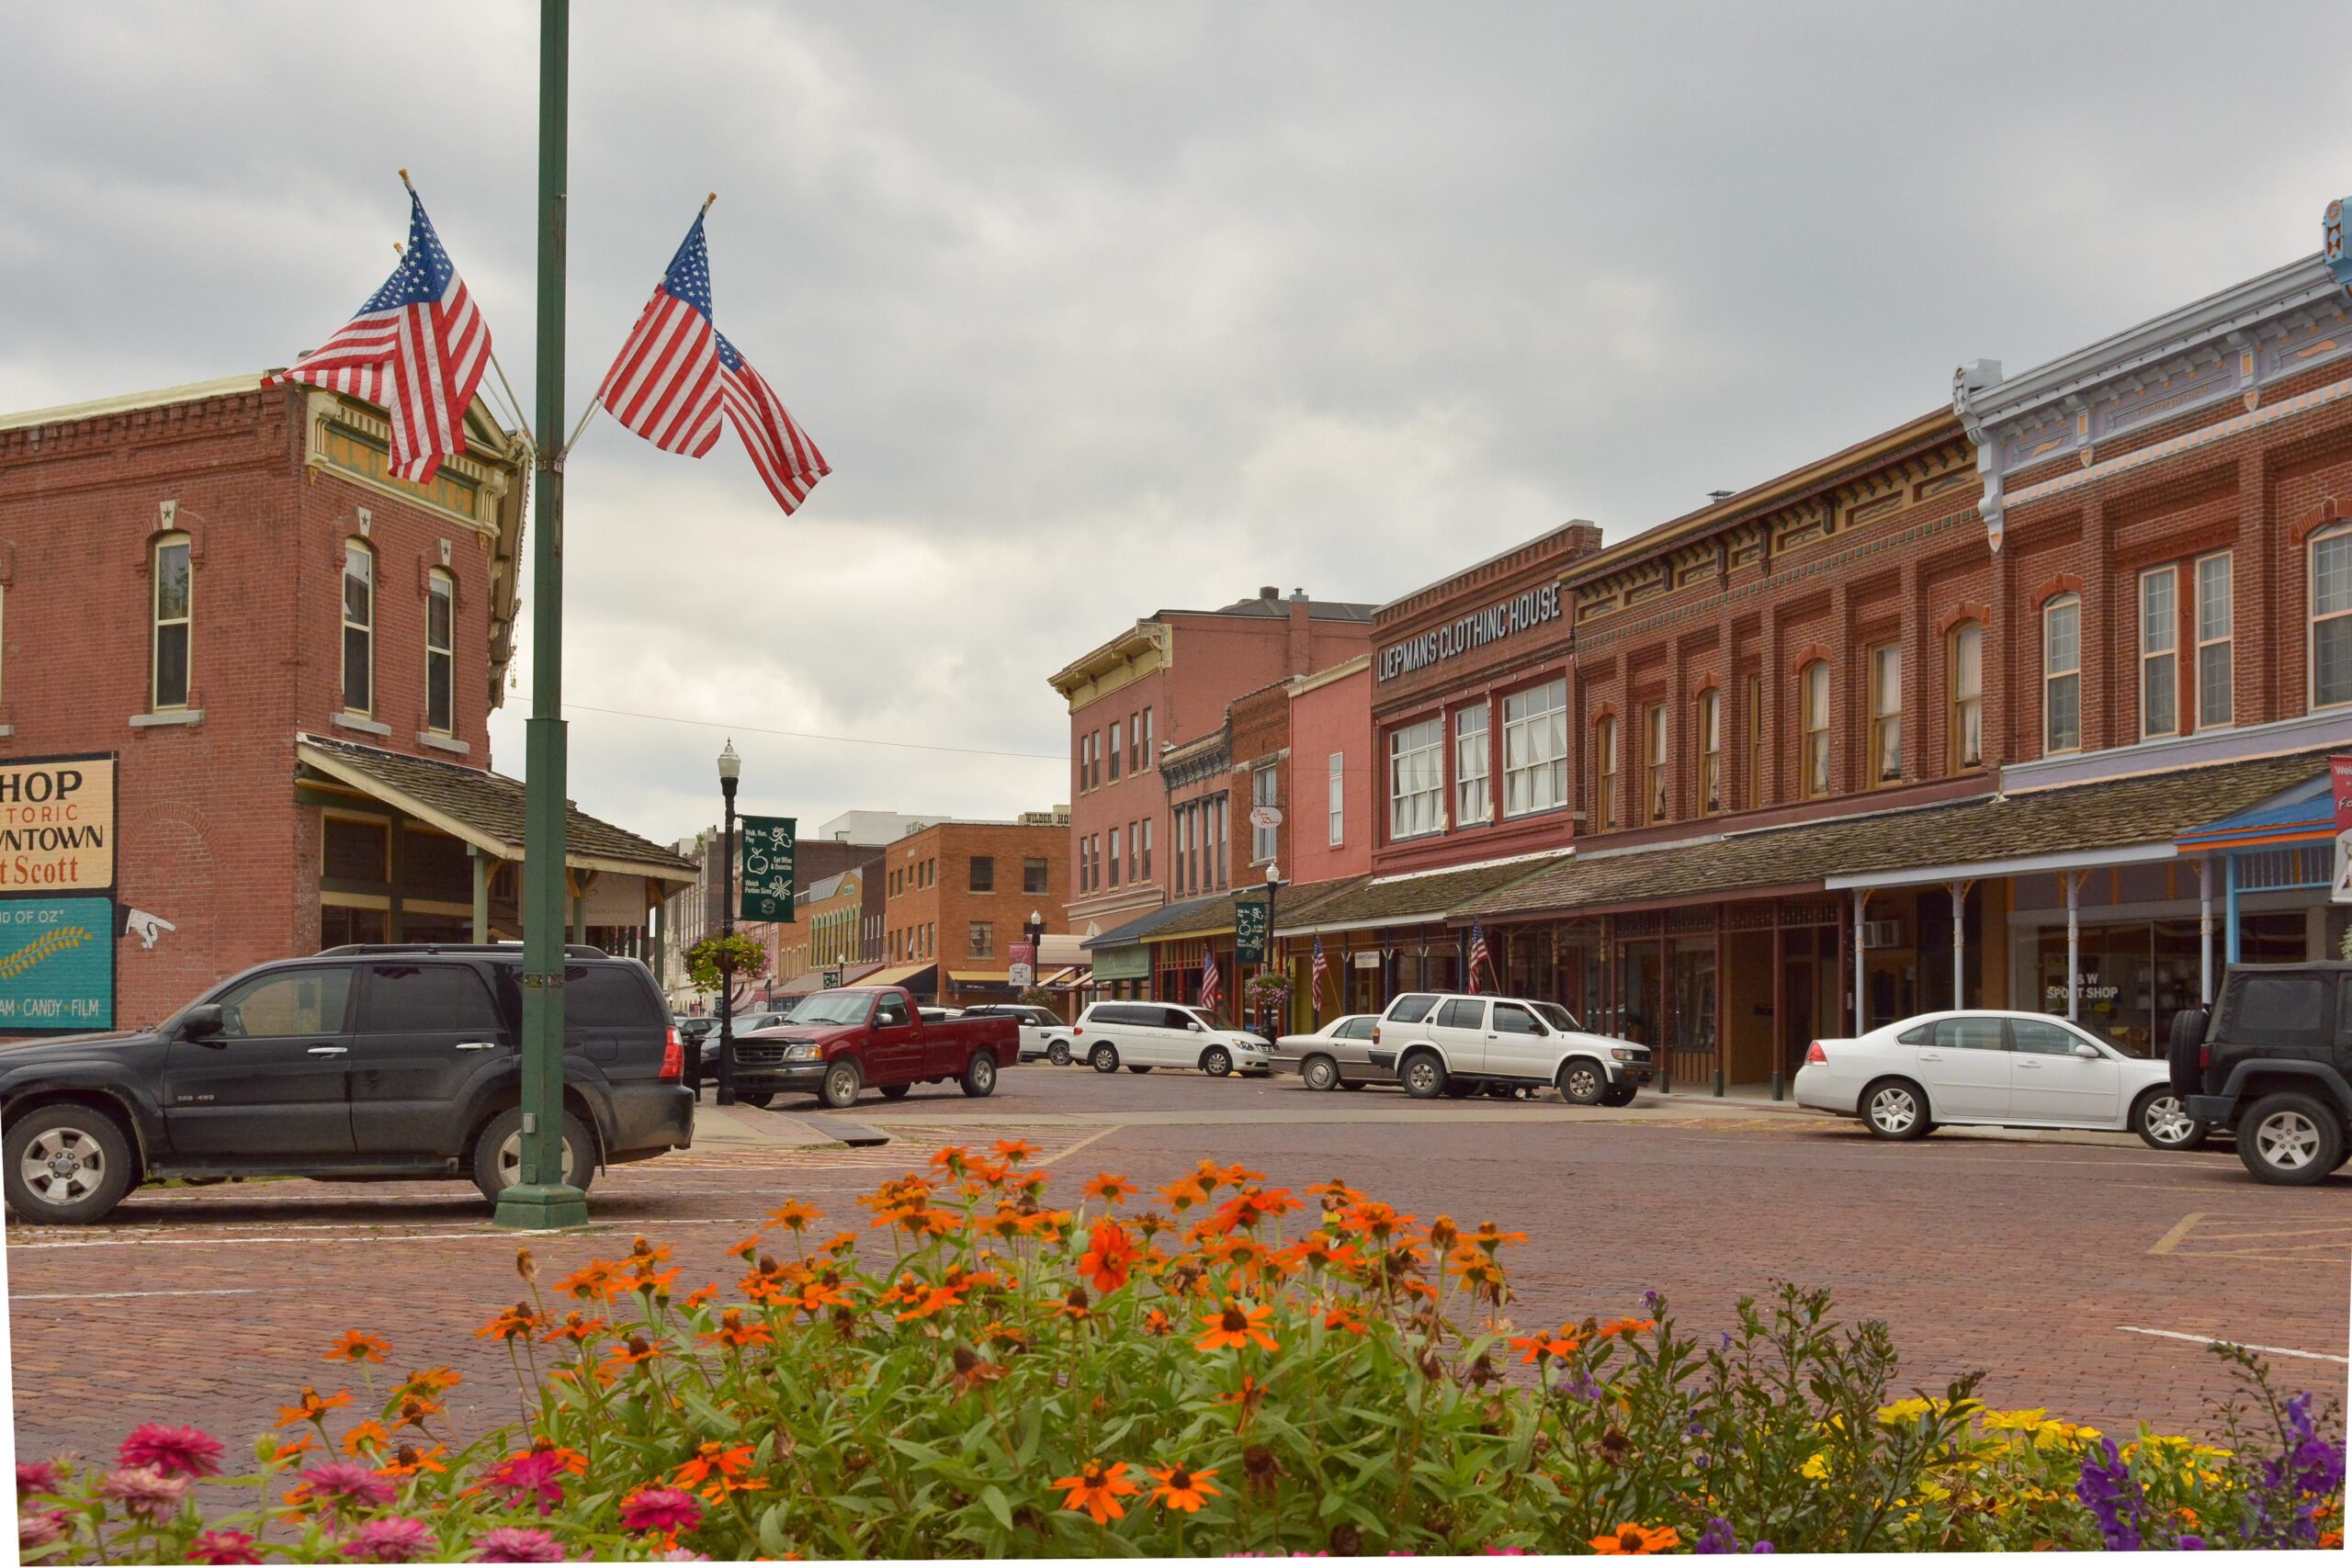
[786,993,872,1026]
[1532,1002,1581,1033]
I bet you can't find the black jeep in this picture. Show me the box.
[0,943,693,1224]
[2172,960,2352,1186]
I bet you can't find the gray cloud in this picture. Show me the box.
[5,1,2347,844]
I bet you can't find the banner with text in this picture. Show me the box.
[0,896,115,1032]
[0,755,115,894]
[739,816,797,922]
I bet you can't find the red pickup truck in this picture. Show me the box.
[728,987,1017,1109]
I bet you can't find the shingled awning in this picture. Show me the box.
[296,734,698,886]
[1459,747,2335,923]
[1273,852,1571,935]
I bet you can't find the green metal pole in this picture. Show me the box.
[496,0,589,1230]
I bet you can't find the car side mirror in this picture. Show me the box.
[1189,1021,1205,1032]
[177,1003,225,1042]
[2072,1041,2100,1060]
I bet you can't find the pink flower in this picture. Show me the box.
[653,1552,711,1562]
[17,1460,62,1498]
[471,1525,570,1562]
[345,1516,437,1562]
[100,1464,189,1522]
[188,1529,266,1565]
[18,1509,72,1552]
[119,1422,226,1479]
[484,1449,571,1516]
[288,1459,398,1513]
[619,1484,705,1535]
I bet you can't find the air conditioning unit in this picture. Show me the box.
[1860,919,1905,950]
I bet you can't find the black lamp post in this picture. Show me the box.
[1261,861,1283,1039]
[1023,907,1046,1005]
[716,739,741,1108]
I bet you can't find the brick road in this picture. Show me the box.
[7,1065,2347,1464]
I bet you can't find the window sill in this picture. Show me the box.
[417,732,469,755]
[129,709,203,729]
[334,712,392,738]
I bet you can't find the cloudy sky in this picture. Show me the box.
[6,3,2348,846]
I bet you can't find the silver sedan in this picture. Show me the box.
[1271,1015,1386,1090]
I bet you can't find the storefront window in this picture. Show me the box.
[2035,914,2303,1053]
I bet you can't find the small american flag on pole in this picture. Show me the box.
[1310,936,1330,1010]
[1199,949,1222,1017]
[597,210,829,513]
[1466,924,1494,995]
[283,187,489,484]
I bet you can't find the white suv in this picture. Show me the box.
[1071,1001,1272,1077]
[1373,992,1652,1104]
[961,1003,1077,1065]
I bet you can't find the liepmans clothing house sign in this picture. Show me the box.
[1376,584,1562,682]
[0,755,118,1033]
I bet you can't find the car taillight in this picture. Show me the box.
[661,1027,684,1081]
[1072,1024,1083,1036]
[2199,1043,2210,1070]
[1804,1040,1826,1066]
[1371,1025,1381,1044]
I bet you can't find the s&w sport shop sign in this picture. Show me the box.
[1377,584,1561,682]
[0,757,115,892]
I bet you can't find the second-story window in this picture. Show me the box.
[1024,856,1049,895]
[969,854,994,892]
[1139,818,1152,877]
[1800,660,1830,796]
[1949,621,1983,771]
[1644,703,1668,823]
[1595,716,1619,830]
[1108,720,1123,782]
[1328,752,1345,846]
[1744,673,1763,808]
[425,569,455,735]
[1251,765,1277,862]
[1868,644,1901,784]
[969,921,992,958]
[2315,525,2352,710]
[2044,594,2083,752]
[152,532,192,710]
[1502,679,1567,817]
[1388,716,1443,840]
[1453,705,1490,827]
[2197,551,2233,728]
[1697,688,1722,814]
[2140,567,2177,739]
[1128,713,1141,772]
[342,540,374,716]
[1141,706,1154,766]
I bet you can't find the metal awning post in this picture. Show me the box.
[1948,878,1973,1008]
[1850,888,1867,1032]
[2198,856,2214,1003]
[2064,870,2083,1021]
[469,844,491,943]
[2224,852,2242,966]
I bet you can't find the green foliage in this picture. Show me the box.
[683,931,767,996]
[18,1157,2343,1562]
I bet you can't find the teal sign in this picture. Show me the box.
[0,896,113,1033]
[1233,896,1270,964]
[739,816,797,922]
[1091,945,1150,982]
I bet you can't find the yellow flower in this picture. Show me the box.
[1800,1452,1832,1481]
[1877,1397,1935,1423]
[1978,1408,2049,1432]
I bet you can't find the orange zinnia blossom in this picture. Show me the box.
[1147,1462,1221,1512]
[540,1313,609,1345]
[1051,1460,1138,1523]
[992,1137,1041,1165]
[269,1433,321,1463]
[673,1441,755,1491]
[894,1283,970,1322]
[1595,1317,1657,1339]
[1142,1307,1174,1337]
[681,1284,720,1309]
[1077,1221,1137,1293]
[765,1199,823,1232]
[1195,1298,1280,1353]
[375,1442,447,1479]
[1083,1172,1136,1204]
[477,1304,543,1343]
[1510,1326,1583,1364]
[1321,1303,1369,1336]
[1159,1176,1210,1212]
[391,1367,461,1401]
[323,1330,390,1365]
[1591,1523,1680,1554]
[340,1420,395,1458]
[725,1235,763,1260]
[1467,1220,1528,1253]
[699,1310,775,1349]
[930,1145,972,1176]
[273,1387,352,1428]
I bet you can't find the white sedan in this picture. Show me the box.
[1793,1010,2208,1149]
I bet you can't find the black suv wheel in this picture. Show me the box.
[2236,1092,2343,1186]
[470,1107,595,1205]
[5,1104,135,1224]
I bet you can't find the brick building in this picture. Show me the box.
[0,375,692,1032]
[877,813,1069,1007]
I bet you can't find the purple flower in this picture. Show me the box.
[2177,1537,2206,1551]
[345,1516,437,1562]
[1696,1518,1737,1553]
[1750,1544,1775,1554]
[1644,1289,1663,1311]
[99,1464,189,1523]
[484,1450,571,1517]
[472,1526,570,1563]
[2075,1438,2145,1551]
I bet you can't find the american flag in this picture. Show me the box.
[1199,949,1221,1017]
[598,212,829,513]
[1310,936,1330,1010]
[1466,924,1494,995]
[283,190,489,484]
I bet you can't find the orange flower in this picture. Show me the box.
[1219,1375,1268,1424]
[1195,1297,1280,1353]
[1209,1185,1302,1234]
[340,1419,396,1458]
[540,1312,609,1345]
[726,1235,763,1261]
[673,1441,756,1494]
[1216,1161,1264,1186]
[273,1387,352,1428]
[1077,1221,1137,1294]
[627,1235,673,1265]
[390,1393,444,1432]
[1146,1461,1222,1512]
[1159,1176,1210,1212]
[269,1433,321,1463]
[699,1309,775,1349]
[1466,1220,1528,1254]
[894,1282,971,1323]
[1083,1173,1136,1205]
[681,1284,720,1309]
[981,1319,1029,1348]
[1051,1459,1138,1523]
[1308,1178,1365,1205]
[629,1263,684,1296]
[1142,1307,1174,1337]
[1591,1523,1680,1555]
[992,1138,1041,1165]
[323,1330,390,1365]
[1320,1303,1370,1337]
[375,1442,448,1479]
[1510,1325,1584,1364]
[602,1334,669,1371]
[794,1279,856,1314]
[1595,1317,1657,1340]
[765,1199,823,1232]
[477,1303,545,1343]
[1287,1234,1361,1272]
[555,1259,626,1302]
[930,1145,973,1176]
[391,1367,462,1402]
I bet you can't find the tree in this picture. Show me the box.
[685,932,769,997]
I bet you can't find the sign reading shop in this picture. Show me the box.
[0,757,115,892]
[1376,584,1562,682]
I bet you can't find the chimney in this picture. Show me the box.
[1287,587,1312,673]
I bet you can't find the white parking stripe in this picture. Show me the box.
[2119,1325,2349,1363]
[6,1215,774,1251]
[13,1288,260,1302]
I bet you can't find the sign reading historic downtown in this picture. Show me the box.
[0,896,115,1032]
[0,756,116,893]
[1233,896,1271,964]
[738,816,797,922]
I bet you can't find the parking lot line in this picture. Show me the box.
[2143,1209,2352,1266]
[14,1287,261,1303]
[2119,1325,2349,1364]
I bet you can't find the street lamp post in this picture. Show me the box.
[1261,862,1283,1039]
[717,740,741,1108]
[1023,907,1046,1005]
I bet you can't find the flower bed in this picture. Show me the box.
[18,1149,2344,1561]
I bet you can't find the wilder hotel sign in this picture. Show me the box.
[1376,584,1562,682]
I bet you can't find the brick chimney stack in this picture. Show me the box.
[1286,586,1312,673]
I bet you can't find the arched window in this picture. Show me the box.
[2043,594,2082,752]
[342,539,375,716]
[425,568,455,736]
[1696,688,1722,815]
[1594,716,1619,830]
[152,532,192,710]
[2312,525,2352,709]
[1947,620,1983,771]
[1644,703,1668,823]
[1799,660,1830,797]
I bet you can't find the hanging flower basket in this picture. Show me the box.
[1245,972,1292,1010]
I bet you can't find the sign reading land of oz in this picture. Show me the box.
[0,896,114,1032]
[0,757,114,892]
[739,815,797,922]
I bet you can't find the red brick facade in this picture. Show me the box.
[881,818,1070,1005]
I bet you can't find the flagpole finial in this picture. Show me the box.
[702,191,718,216]
[398,167,414,192]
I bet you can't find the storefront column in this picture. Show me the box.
[470,845,492,943]
[1849,889,1866,1031]
[2198,856,2215,1002]
[1948,878,1973,1007]
[1769,910,1785,1101]
[2224,852,2242,965]
[2064,870,2083,1021]
[1713,907,1727,1098]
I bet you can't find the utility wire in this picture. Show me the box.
[562,701,1065,761]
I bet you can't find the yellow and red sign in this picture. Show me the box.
[0,756,115,893]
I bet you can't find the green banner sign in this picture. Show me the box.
[738,815,797,922]
[0,895,114,1033]
[1233,895,1270,964]
[1091,945,1150,982]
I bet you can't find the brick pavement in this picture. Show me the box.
[6,1075,2347,1466]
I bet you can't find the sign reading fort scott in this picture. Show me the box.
[0,757,115,893]
[1376,584,1561,682]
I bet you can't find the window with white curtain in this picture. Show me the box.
[2312,528,2352,709]
[2044,595,2082,752]
[1453,705,1490,827]
[2140,567,2177,739]
[1328,752,1345,846]
[2196,552,2233,728]
[1501,679,1567,817]
[1388,717,1444,839]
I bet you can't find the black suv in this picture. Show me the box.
[2173,960,2352,1185]
[0,943,694,1224]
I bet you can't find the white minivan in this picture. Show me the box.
[1070,1001,1272,1077]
